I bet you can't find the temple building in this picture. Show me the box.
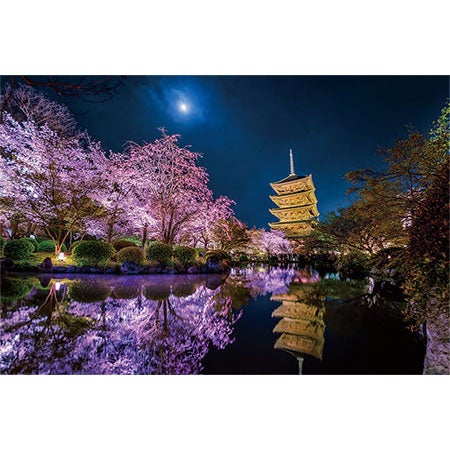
[269,149,319,238]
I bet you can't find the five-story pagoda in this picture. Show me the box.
[269,149,319,238]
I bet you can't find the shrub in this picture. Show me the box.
[173,246,197,266]
[72,241,114,267]
[117,246,144,265]
[310,252,338,276]
[338,252,371,280]
[4,239,35,261]
[37,240,67,253]
[23,237,39,252]
[205,250,230,261]
[70,240,83,251]
[113,239,139,251]
[239,254,249,262]
[0,236,4,253]
[146,242,173,265]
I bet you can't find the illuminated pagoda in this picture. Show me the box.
[269,149,319,238]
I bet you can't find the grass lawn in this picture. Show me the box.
[15,252,76,268]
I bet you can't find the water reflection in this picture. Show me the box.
[0,267,423,374]
[0,274,239,374]
[271,269,325,374]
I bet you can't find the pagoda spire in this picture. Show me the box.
[289,149,296,176]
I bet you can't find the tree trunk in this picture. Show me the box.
[141,225,148,250]
[423,300,450,374]
[55,242,64,255]
[107,221,114,243]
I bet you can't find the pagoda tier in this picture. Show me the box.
[268,220,316,238]
[269,190,317,208]
[269,203,319,222]
[268,149,319,239]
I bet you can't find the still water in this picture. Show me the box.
[0,267,424,374]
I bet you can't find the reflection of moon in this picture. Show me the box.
[179,102,188,112]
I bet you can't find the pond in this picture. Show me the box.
[0,266,424,374]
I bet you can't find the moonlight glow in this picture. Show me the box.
[179,102,189,113]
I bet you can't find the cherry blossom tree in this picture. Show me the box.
[210,217,250,252]
[0,76,125,122]
[84,150,142,242]
[250,229,293,258]
[0,83,77,137]
[0,113,105,253]
[128,130,228,246]
[182,195,235,248]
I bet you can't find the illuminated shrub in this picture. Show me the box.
[22,238,39,252]
[173,246,197,266]
[71,241,83,251]
[37,240,67,253]
[4,239,35,261]
[146,242,173,265]
[113,239,139,251]
[204,250,230,261]
[117,246,144,265]
[72,241,114,267]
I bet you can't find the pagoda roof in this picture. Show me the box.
[269,189,316,201]
[272,173,309,185]
[269,217,318,226]
[270,204,317,213]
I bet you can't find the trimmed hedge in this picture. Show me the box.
[117,246,144,265]
[146,242,173,265]
[205,249,230,261]
[113,239,139,251]
[37,240,67,253]
[173,246,197,266]
[23,237,39,252]
[4,239,35,261]
[71,240,83,251]
[72,241,114,267]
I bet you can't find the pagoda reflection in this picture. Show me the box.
[271,268,325,374]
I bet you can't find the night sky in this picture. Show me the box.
[54,76,448,229]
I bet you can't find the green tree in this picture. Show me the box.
[346,102,449,219]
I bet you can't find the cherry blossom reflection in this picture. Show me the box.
[1,275,243,374]
[0,268,297,374]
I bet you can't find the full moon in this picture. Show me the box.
[179,102,189,113]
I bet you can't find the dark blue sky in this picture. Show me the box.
[59,76,448,229]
